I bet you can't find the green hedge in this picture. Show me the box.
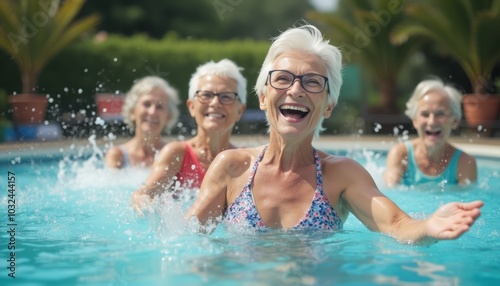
[0,34,364,135]
[37,35,270,114]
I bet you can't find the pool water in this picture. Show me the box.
[1,142,499,285]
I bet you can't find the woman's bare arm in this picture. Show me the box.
[384,143,407,187]
[131,142,185,215]
[186,148,252,228]
[185,152,232,226]
[338,158,483,244]
[457,152,477,185]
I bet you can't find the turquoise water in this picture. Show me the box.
[1,142,499,285]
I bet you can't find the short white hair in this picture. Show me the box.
[405,78,462,120]
[188,59,247,104]
[122,76,180,131]
[254,24,343,138]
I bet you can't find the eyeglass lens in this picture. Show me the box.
[196,91,237,104]
[268,70,327,93]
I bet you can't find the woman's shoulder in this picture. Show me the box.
[205,146,259,178]
[106,144,122,154]
[320,153,374,189]
[156,140,187,161]
[317,150,366,174]
[392,140,411,151]
[457,148,476,164]
[386,141,411,159]
[216,146,260,165]
[217,146,260,160]
[105,145,125,168]
[321,152,363,168]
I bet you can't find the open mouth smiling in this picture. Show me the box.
[143,118,160,125]
[426,130,441,136]
[279,104,310,119]
[205,112,225,119]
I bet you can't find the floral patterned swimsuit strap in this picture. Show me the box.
[293,147,343,230]
[223,145,343,231]
[223,145,269,229]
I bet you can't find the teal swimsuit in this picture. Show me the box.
[223,145,343,231]
[402,141,461,185]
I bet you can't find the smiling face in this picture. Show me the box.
[131,87,171,137]
[412,90,459,147]
[187,75,245,133]
[260,51,333,139]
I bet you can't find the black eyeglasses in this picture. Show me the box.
[267,70,329,94]
[195,90,239,105]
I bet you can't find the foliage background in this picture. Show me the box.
[1,0,497,137]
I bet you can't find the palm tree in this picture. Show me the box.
[307,0,419,114]
[0,0,100,94]
[392,0,500,130]
[392,0,500,95]
[0,0,99,125]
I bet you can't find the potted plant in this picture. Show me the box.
[0,0,99,125]
[392,0,500,130]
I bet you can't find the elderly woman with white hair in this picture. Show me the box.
[105,76,180,168]
[185,25,482,245]
[131,59,247,215]
[384,79,477,186]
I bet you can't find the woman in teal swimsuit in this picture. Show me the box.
[384,79,477,186]
[186,24,483,244]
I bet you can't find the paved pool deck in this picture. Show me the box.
[1,134,499,159]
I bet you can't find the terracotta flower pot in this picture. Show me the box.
[462,94,500,128]
[95,93,125,121]
[8,94,48,125]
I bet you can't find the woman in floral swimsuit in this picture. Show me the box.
[224,145,343,231]
[186,24,482,244]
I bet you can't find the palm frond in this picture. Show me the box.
[0,0,100,92]
[392,0,500,92]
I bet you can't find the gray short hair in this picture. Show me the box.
[122,76,180,131]
[405,78,463,120]
[188,59,247,104]
[254,24,343,138]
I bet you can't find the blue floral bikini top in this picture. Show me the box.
[223,145,343,231]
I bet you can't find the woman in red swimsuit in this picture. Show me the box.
[131,59,247,215]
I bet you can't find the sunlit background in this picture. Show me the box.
[0,0,499,141]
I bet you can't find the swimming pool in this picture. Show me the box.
[1,137,499,285]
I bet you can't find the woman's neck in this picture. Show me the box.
[190,130,234,164]
[130,135,163,153]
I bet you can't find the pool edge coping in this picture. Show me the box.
[1,135,499,159]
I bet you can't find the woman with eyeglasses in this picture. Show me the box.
[185,24,482,244]
[131,59,247,215]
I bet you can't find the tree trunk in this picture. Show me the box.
[370,76,398,114]
[22,70,39,94]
